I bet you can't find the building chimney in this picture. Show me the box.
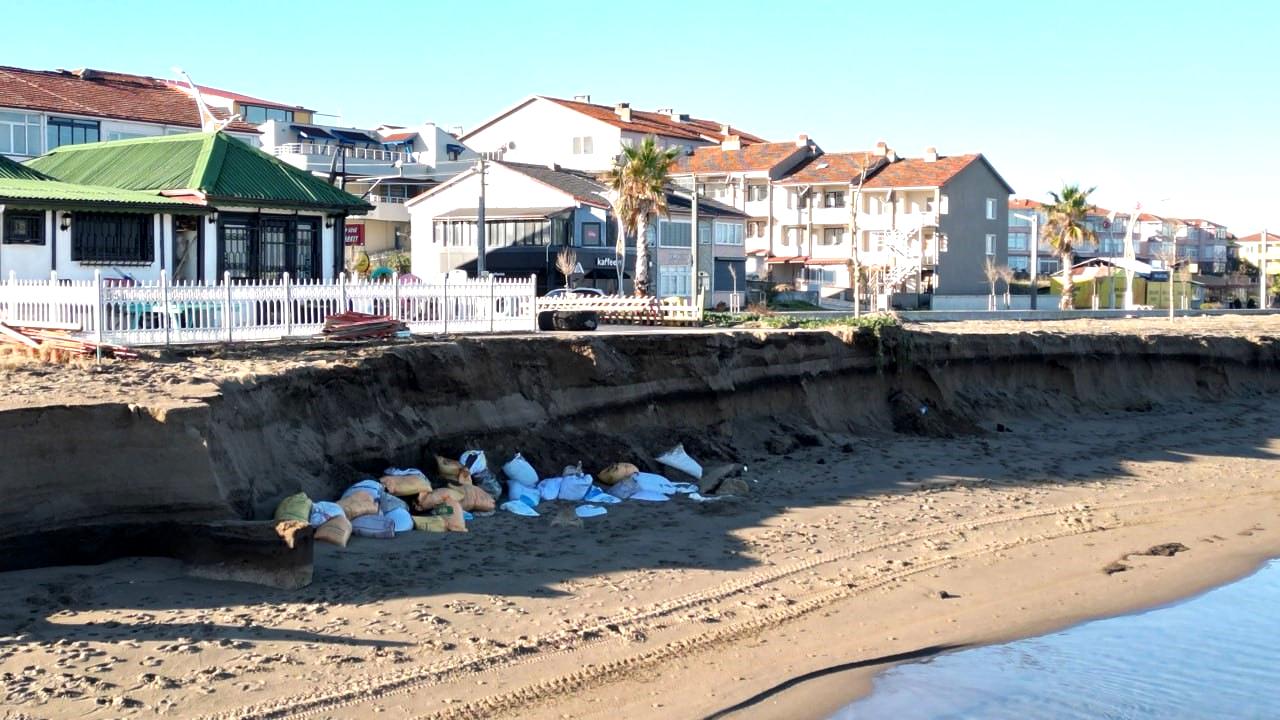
[450,125,464,137]
[615,102,632,122]
[924,147,938,162]
[796,134,810,148]
[721,135,742,151]
[874,140,888,157]
[720,123,732,136]
[671,112,689,123]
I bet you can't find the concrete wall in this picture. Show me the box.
[936,161,1010,296]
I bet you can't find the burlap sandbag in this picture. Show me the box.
[314,514,352,547]
[435,455,464,482]
[337,490,378,520]
[437,496,467,532]
[416,487,464,511]
[597,463,639,486]
[380,472,431,496]
[460,484,495,513]
[273,492,313,523]
[413,515,448,532]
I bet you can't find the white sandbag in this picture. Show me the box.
[634,472,680,495]
[630,490,671,502]
[308,501,345,527]
[557,473,593,502]
[507,480,540,509]
[501,500,539,517]
[656,444,703,479]
[503,453,539,487]
[583,486,622,504]
[575,505,607,519]
[461,450,488,475]
[384,466,425,477]
[385,506,414,533]
[538,477,563,501]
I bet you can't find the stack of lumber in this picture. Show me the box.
[320,312,407,341]
[0,320,138,359]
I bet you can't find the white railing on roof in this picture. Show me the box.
[272,142,408,164]
[368,195,407,204]
[0,271,537,347]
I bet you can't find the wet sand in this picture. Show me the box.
[2,393,1277,719]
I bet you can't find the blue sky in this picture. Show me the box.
[6,0,1277,232]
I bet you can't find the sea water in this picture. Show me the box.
[836,560,1280,719]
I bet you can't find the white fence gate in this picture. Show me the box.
[0,271,538,346]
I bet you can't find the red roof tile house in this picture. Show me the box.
[460,95,765,173]
[0,66,265,160]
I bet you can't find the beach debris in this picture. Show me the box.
[461,450,503,500]
[1102,561,1129,575]
[938,590,959,600]
[0,320,138,359]
[1141,543,1189,557]
[575,505,608,519]
[656,444,703,479]
[715,476,751,497]
[320,311,406,341]
[551,507,584,528]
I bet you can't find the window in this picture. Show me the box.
[713,222,744,245]
[803,267,836,285]
[0,111,42,156]
[220,215,319,280]
[791,190,808,209]
[3,211,44,245]
[1008,256,1030,272]
[986,198,998,220]
[572,136,594,154]
[747,184,768,202]
[940,194,950,215]
[658,265,692,298]
[823,191,845,208]
[821,228,844,246]
[658,220,692,247]
[581,222,603,247]
[106,131,152,142]
[72,212,154,264]
[1008,232,1028,251]
[47,117,100,150]
[241,105,293,124]
[985,233,997,255]
[1039,258,1060,275]
[715,259,746,290]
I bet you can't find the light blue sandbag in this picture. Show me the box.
[309,501,344,527]
[503,453,539,487]
[342,479,384,502]
[385,507,414,533]
[351,513,396,539]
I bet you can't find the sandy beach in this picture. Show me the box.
[2,369,1277,719]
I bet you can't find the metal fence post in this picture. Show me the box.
[489,274,496,333]
[223,271,233,343]
[93,270,103,351]
[443,274,449,335]
[283,272,293,337]
[160,271,171,347]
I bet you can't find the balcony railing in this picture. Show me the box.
[272,142,408,164]
[368,195,407,205]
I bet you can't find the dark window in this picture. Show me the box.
[220,215,320,280]
[240,105,293,125]
[582,222,602,247]
[72,213,154,264]
[3,211,45,245]
[824,191,845,208]
[715,258,746,290]
[47,117,100,150]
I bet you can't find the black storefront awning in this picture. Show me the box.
[292,124,335,140]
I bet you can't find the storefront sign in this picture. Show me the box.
[345,224,365,246]
[595,256,620,268]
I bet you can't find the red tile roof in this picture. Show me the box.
[381,131,417,142]
[863,154,986,189]
[777,151,888,184]
[674,141,811,174]
[0,66,259,134]
[1009,198,1043,210]
[170,82,308,111]
[1236,232,1280,243]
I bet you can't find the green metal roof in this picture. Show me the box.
[0,178,203,211]
[28,132,372,213]
[0,154,50,181]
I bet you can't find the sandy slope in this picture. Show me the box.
[2,395,1276,720]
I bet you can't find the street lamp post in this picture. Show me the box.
[1013,212,1039,310]
[475,159,487,277]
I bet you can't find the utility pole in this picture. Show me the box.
[476,159,487,277]
[1263,228,1270,308]
[691,181,699,307]
[1014,212,1040,310]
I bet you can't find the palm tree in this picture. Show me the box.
[1042,184,1098,309]
[600,136,681,296]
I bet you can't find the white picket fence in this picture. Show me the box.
[0,271,538,346]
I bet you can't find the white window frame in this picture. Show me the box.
[713,221,744,246]
[0,110,43,156]
[572,136,594,154]
[986,198,998,220]
[985,233,997,256]
[821,227,844,246]
[658,265,693,298]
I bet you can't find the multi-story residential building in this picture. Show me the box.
[257,120,480,258]
[460,95,764,173]
[1008,199,1134,276]
[0,66,265,160]
[1233,231,1280,272]
[1172,219,1230,274]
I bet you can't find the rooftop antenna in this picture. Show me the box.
[171,66,238,132]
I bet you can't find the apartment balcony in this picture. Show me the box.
[804,206,854,226]
[364,195,411,223]
[855,211,940,232]
[272,142,429,179]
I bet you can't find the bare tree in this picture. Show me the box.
[997,265,1015,309]
[556,247,578,290]
[1153,245,1179,321]
[983,258,1000,310]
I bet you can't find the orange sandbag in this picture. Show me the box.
[415,486,465,512]
[597,462,639,486]
[380,472,431,496]
[454,467,474,486]
[338,490,378,519]
[459,484,495,512]
[413,515,448,532]
[439,496,467,532]
[314,515,353,546]
[435,455,464,482]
